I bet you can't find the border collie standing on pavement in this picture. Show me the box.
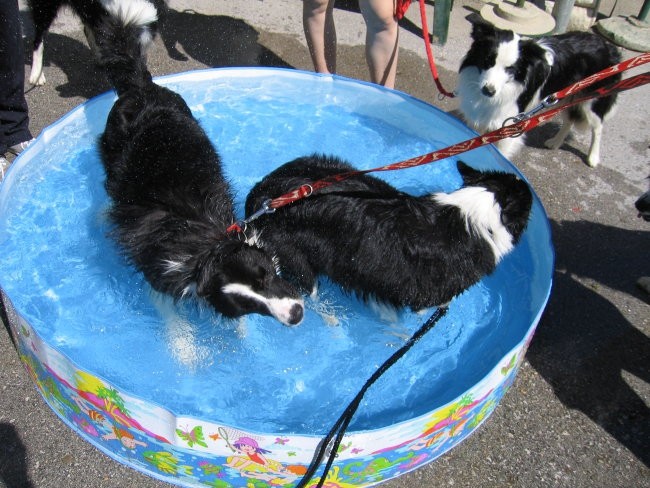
[457,22,621,167]
[245,154,533,311]
[26,0,168,86]
[96,11,304,326]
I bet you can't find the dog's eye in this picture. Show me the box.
[505,66,517,76]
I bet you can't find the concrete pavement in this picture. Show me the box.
[1,0,648,487]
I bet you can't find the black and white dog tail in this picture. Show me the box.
[94,0,159,94]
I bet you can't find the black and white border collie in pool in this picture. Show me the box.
[245,154,533,311]
[96,14,304,326]
[457,22,621,167]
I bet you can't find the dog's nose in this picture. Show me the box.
[481,85,496,97]
[287,303,304,325]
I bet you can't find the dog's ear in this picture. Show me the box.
[516,41,553,110]
[520,41,552,75]
[470,20,496,41]
[457,161,481,183]
[498,183,533,240]
[248,263,271,289]
[471,19,514,41]
[193,241,243,298]
[193,249,222,299]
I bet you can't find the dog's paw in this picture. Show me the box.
[29,71,46,86]
[586,147,600,168]
[544,136,564,150]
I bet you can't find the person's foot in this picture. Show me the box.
[1,155,11,181]
[7,138,34,156]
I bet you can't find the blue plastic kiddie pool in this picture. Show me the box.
[0,68,553,487]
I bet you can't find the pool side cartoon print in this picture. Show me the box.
[8,306,530,487]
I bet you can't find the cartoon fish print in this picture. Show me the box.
[88,410,105,423]
[143,450,179,475]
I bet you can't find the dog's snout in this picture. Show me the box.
[287,303,304,326]
[481,84,496,97]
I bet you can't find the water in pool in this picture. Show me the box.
[0,70,537,434]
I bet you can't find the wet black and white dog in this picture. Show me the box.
[97,15,304,326]
[457,22,621,167]
[27,0,167,86]
[245,155,532,310]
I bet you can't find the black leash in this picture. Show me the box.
[295,305,449,488]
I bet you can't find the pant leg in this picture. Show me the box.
[0,0,33,154]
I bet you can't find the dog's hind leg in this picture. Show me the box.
[545,111,573,151]
[583,101,611,168]
[586,117,603,167]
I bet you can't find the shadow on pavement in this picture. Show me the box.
[158,9,293,69]
[0,422,34,488]
[527,219,650,467]
[20,7,294,100]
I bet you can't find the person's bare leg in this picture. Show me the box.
[359,0,399,88]
[303,0,337,74]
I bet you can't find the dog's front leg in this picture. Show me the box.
[29,43,46,86]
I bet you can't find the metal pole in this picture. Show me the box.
[639,0,650,22]
[551,0,576,34]
[433,0,453,45]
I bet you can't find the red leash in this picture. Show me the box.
[228,53,650,234]
[555,50,650,99]
[418,0,456,99]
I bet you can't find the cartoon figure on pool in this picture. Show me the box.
[225,436,302,483]
[96,12,304,325]
[245,155,533,310]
